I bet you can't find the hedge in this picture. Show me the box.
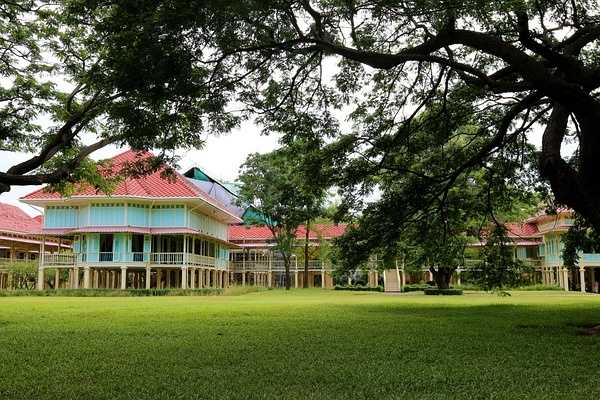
[0,288,223,297]
[424,288,463,296]
[334,285,384,292]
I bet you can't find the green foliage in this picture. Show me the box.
[333,285,383,292]
[237,145,327,289]
[563,214,600,267]
[1,0,239,193]
[0,288,223,297]
[424,288,464,295]
[475,225,534,290]
[4,261,37,290]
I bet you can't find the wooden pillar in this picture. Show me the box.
[321,268,325,289]
[156,269,162,289]
[37,235,46,290]
[56,268,62,289]
[175,269,180,288]
[83,267,90,289]
[93,269,99,289]
[166,269,171,288]
[120,266,127,289]
[36,267,45,290]
[579,266,586,293]
[181,267,187,289]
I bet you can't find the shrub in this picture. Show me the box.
[334,285,383,292]
[512,284,563,291]
[0,288,223,297]
[424,288,463,296]
[402,284,432,293]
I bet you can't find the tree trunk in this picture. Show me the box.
[303,220,309,288]
[431,267,454,289]
[284,256,291,290]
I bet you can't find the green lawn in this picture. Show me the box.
[1,290,599,399]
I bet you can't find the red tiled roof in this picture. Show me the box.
[505,222,539,238]
[22,150,200,199]
[20,149,240,223]
[228,223,348,242]
[0,203,42,234]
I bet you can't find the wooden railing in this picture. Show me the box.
[42,253,76,266]
[38,252,227,269]
[229,259,327,272]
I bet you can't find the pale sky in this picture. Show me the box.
[0,119,280,216]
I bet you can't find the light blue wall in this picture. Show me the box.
[44,206,78,228]
[150,205,185,227]
[44,201,228,243]
[90,203,125,226]
[189,210,228,240]
[127,203,149,227]
[113,233,128,262]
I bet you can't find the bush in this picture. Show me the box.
[334,285,383,292]
[402,284,432,293]
[511,284,563,291]
[0,288,223,297]
[424,288,463,296]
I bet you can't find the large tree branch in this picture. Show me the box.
[0,137,116,192]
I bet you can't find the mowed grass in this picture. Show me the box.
[1,290,599,400]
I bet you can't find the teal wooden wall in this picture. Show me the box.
[44,201,228,241]
[189,210,228,240]
[150,205,185,227]
[45,206,78,228]
[90,203,125,226]
[127,203,149,226]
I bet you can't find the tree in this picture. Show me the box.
[332,97,538,288]
[1,1,237,193]
[562,214,600,290]
[70,0,600,253]
[237,147,326,289]
[475,225,533,292]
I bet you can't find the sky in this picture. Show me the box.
[0,119,281,216]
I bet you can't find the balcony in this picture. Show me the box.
[581,253,600,265]
[230,259,326,272]
[40,252,227,269]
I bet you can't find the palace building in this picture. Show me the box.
[10,148,596,294]
[20,150,242,290]
[0,203,65,289]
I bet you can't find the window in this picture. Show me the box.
[99,234,113,261]
[132,234,144,261]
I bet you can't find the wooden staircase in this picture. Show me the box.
[383,269,402,292]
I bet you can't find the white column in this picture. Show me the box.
[54,268,60,289]
[579,266,586,293]
[36,267,45,290]
[563,268,569,291]
[83,267,90,289]
[120,266,127,289]
[295,271,299,288]
[321,269,325,288]
[145,266,151,289]
[181,267,188,289]
[190,268,196,289]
